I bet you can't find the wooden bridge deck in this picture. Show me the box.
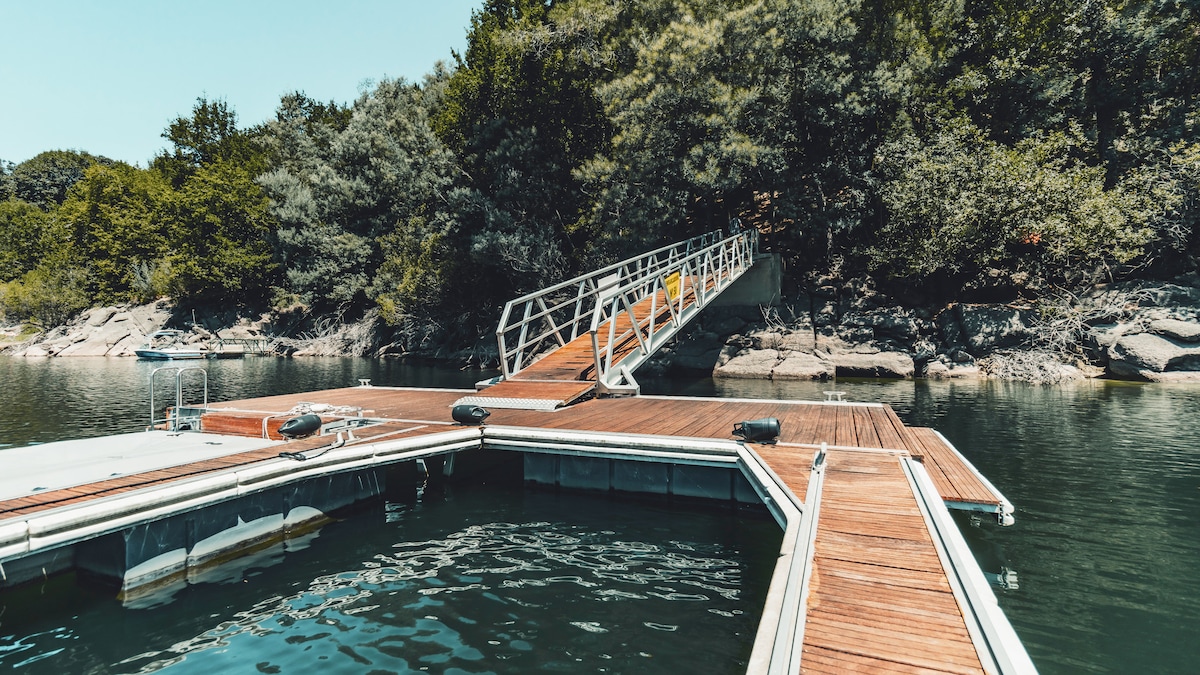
[481,279,710,407]
[0,386,1018,673]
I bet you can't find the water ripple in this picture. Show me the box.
[109,519,749,673]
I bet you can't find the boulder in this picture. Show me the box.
[1139,371,1200,382]
[956,305,1035,353]
[813,299,838,327]
[745,327,812,351]
[773,352,835,380]
[20,344,51,357]
[1147,319,1200,343]
[936,308,964,349]
[705,314,749,337]
[840,308,921,342]
[1107,333,1200,378]
[669,332,724,371]
[56,340,113,357]
[924,360,951,379]
[713,348,780,379]
[830,351,915,378]
[1088,323,1137,350]
[923,360,981,379]
[84,307,118,327]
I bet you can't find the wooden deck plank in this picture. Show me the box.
[866,406,908,451]
[802,449,985,674]
[908,428,1001,507]
[753,445,813,499]
[802,645,963,674]
[852,406,883,449]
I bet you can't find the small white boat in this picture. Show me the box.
[135,330,206,360]
[134,347,205,360]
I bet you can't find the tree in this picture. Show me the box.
[0,160,13,201]
[154,98,267,187]
[434,0,612,285]
[578,0,881,262]
[159,159,277,303]
[56,163,171,302]
[260,77,460,315]
[0,265,89,328]
[0,199,53,282]
[11,150,113,210]
[869,119,1168,287]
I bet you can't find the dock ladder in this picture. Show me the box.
[149,366,209,431]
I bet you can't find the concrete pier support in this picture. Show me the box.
[712,253,782,307]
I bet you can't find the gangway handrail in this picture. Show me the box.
[587,230,757,391]
[496,230,737,377]
[495,229,757,387]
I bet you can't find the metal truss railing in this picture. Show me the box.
[495,229,758,392]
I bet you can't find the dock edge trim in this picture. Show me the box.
[901,457,1037,674]
[932,430,1017,526]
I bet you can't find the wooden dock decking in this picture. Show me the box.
[469,278,713,408]
[0,386,1026,673]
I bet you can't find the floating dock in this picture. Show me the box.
[0,385,1034,674]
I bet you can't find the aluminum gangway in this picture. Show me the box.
[456,229,758,410]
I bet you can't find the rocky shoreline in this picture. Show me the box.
[5,275,1200,384]
[650,275,1200,384]
[1,301,268,358]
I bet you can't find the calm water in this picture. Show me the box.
[0,484,778,674]
[2,357,1200,673]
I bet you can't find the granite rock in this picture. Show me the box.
[773,352,835,380]
[1107,333,1200,378]
[830,351,914,378]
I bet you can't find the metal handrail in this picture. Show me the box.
[149,366,208,430]
[494,228,757,390]
[588,230,757,391]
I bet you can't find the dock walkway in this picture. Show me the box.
[0,386,1031,673]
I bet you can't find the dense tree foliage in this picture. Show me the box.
[10,150,113,210]
[2,0,1198,334]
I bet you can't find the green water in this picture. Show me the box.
[2,357,1199,673]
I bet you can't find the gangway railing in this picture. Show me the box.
[495,229,757,393]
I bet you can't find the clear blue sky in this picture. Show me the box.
[0,1,483,166]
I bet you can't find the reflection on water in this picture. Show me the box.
[0,485,778,674]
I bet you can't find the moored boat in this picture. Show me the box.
[135,330,206,359]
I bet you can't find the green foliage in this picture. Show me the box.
[11,150,112,210]
[154,98,268,187]
[0,265,90,328]
[432,0,610,295]
[870,120,1164,283]
[577,0,885,259]
[159,160,277,302]
[0,160,14,201]
[56,163,171,302]
[261,77,459,314]
[0,199,52,282]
